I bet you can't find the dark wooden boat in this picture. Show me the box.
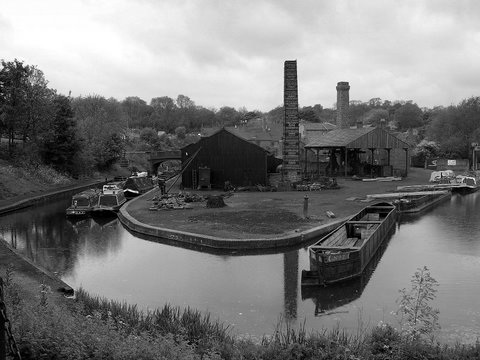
[303,202,397,286]
[91,183,127,216]
[123,176,154,198]
[368,190,451,214]
[302,228,394,315]
[65,188,101,217]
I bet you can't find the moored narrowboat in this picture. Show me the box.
[367,190,451,213]
[123,176,154,198]
[453,175,478,195]
[91,183,127,216]
[302,202,397,286]
[66,188,101,217]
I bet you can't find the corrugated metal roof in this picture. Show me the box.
[305,127,410,149]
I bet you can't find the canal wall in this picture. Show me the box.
[0,179,106,296]
[118,193,346,250]
[0,180,106,215]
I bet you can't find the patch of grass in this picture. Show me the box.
[188,209,312,234]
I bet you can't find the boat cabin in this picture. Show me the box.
[103,181,124,195]
[66,188,101,216]
[98,191,127,207]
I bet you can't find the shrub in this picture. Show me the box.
[395,266,440,341]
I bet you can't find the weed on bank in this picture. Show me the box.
[4,266,480,359]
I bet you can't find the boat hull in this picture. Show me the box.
[452,185,478,195]
[393,191,451,213]
[65,208,90,217]
[305,203,397,286]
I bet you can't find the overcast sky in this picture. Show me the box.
[2,0,480,111]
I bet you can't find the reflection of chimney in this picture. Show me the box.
[356,120,363,129]
[336,82,350,129]
[283,250,298,320]
[379,118,386,129]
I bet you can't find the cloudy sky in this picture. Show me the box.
[2,0,480,111]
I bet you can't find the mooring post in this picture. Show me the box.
[303,195,309,219]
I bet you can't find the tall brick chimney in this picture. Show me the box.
[336,81,350,129]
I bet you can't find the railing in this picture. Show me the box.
[0,277,21,359]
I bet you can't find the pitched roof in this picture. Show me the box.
[303,122,336,131]
[228,125,282,141]
[305,127,409,149]
[201,125,282,142]
[183,127,269,153]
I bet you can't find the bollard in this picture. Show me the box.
[303,195,309,219]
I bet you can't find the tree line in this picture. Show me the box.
[2,59,480,176]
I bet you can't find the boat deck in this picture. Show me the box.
[312,213,382,250]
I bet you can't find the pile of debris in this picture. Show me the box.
[149,192,205,211]
[295,178,339,191]
[206,195,226,208]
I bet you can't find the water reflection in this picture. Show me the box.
[283,251,298,319]
[1,193,480,342]
[0,199,123,278]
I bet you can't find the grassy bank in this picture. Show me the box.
[5,268,480,360]
[0,160,129,202]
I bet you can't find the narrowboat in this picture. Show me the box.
[453,175,478,195]
[302,202,397,286]
[367,190,452,213]
[123,176,154,198]
[302,231,394,314]
[65,188,101,217]
[91,183,127,215]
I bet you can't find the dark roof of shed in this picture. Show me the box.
[305,127,410,149]
[181,127,269,153]
[201,125,282,142]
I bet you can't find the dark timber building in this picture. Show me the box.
[181,128,279,189]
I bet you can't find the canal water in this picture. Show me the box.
[1,192,480,343]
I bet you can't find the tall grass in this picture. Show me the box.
[5,269,480,359]
[76,288,233,358]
